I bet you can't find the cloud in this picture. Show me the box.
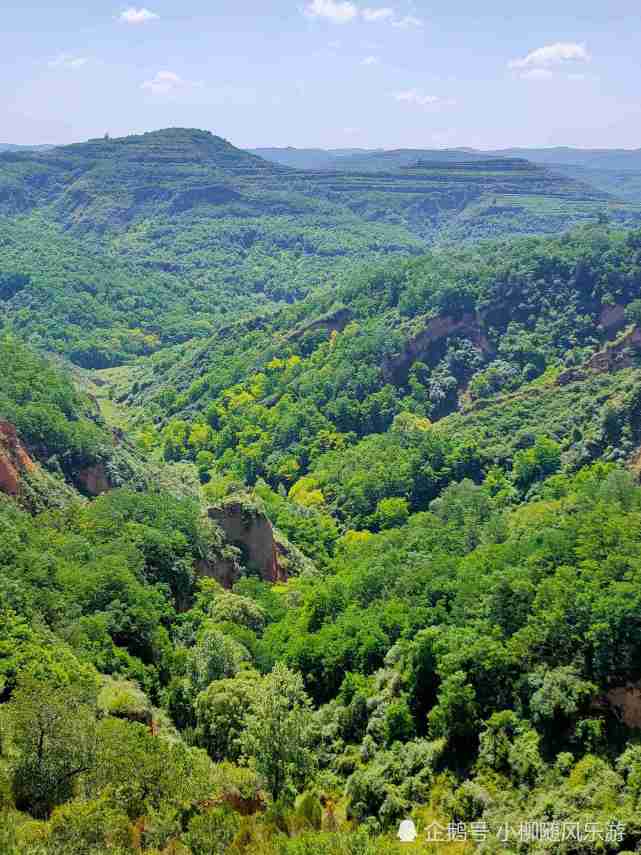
[304,2,422,27]
[48,53,89,69]
[362,55,379,65]
[394,89,446,106]
[509,41,590,69]
[141,70,202,96]
[304,0,358,23]
[391,14,423,28]
[519,68,554,81]
[119,7,159,24]
[362,7,394,21]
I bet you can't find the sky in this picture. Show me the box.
[2,1,641,150]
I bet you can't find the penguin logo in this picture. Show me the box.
[398,819,417,842]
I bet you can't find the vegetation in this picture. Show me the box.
[5,133,641,852]
[2,129,640,367]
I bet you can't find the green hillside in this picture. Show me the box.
[4,223,641,853]
[2,129,639,370]
[113,225,641,503]
[6,131,641,854]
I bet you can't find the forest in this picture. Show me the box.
[2,132,641,854]
[2,129,641,369]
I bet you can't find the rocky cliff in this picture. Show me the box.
[382,311,492,384]
[557,322,641,386]
[0,421,35,497]
[204,497,316,588]
[208,499,286,585]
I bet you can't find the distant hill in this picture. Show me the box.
[493,146,641,171]
[252,144,641,173]
[0,143,54,153]
[252,144,641,206]
[0,127,637,368]
[249,146,373,170]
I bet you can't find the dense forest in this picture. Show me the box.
[2,129,641,369]
[3,131,641,853]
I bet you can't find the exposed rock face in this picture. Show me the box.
[585,325,641,372]
[195,557,241,590]
[382,312,492,384]
[207,500,287,585]
[600,303,627,332]
[76,462,111,496]
[556,324,641,386]
[0,421,35,496]
[606,684,641,728]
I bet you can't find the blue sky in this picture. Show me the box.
[2,1,640,149]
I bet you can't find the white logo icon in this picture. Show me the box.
[398,819,417,842]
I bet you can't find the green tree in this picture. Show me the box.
[241,663,316,802]
[8,678,98,818]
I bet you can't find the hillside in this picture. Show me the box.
[4,221,641,852]
[111,225,641,496]
[254,144,641,207]
[254,143,641,173]
[2,129,640,371]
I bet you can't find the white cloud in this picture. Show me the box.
[304,0,358,23]
[394,89,443,106]
[141,70,202,96]
[391,14,423,28]
[305,2,422,27]
[362,7,394,21]
[48,53,89,69]
[362,55,379,65]
[509,41,590,69]
[519,68,554,81]
[119,7,159,24]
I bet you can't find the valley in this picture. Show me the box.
[3,129,641,855]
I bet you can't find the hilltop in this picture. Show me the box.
[2,128,637,370]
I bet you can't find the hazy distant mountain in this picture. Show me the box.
[251,145,641,174]
[249,147,375,169]
[490,147,641,171]
[0,143,54,153]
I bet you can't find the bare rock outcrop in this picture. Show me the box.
[382,312,492,384]
[606,684,641,729]
[76,462,112,496]
[195,556,241,589]
[0,421,35,497]
[207,499,287,585]
[556,324,641,386]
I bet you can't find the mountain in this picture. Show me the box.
[253,143,641,207]
[0,143,54,153]
[2,128,636,371]
[253,143,641,173]
[249,146,374,169]
[0,129,426,366]
[5,125,641,851]
[493,145,641,170]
